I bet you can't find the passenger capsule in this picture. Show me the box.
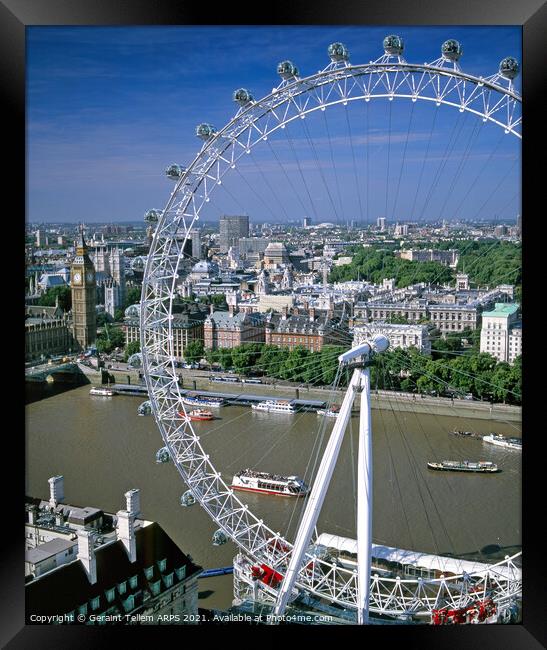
[196,123,217,140]
[156,447,170,464]
[127,352,142,368]
[441,39,463,62]
[144,209,161,223]
[383,34,404,56]
[180,491,196,507]
[499,57,519,80]
[233,88,254,105]
[165,164,185,180]
[277,60,298,80]
[212,529,228,546]
[138,400,152,416]
[327,42,349,62]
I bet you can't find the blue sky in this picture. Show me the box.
[27,25,521,224]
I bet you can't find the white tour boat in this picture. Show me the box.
[316,406,340,418]
[251,399,296,414]
[231,469,309,496]
[182,395,225,408]
[482,433,522,450]
[89,387,116,397]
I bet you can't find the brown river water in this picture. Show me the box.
[26,383,521,611]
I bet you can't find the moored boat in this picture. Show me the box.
[231,469,309,496]
[482,433,522,450]
[427,460,499,473]
[450,429,475,437]
[90,387,116,397]
[251,399,296,414]
[182,395,224,408]
[179,408,214,421]
[317,406,340,418]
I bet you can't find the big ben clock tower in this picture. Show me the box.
[71,227,97,350]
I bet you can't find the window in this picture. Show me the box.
[175,566,186,581]
[106,588,115,603]
[78,604,87,617]
[91,596,100,611]
[118,581,127,595]
[144,566,154,580]
[150,580,161,597]
[163,573,174,588]
[158,558,167,572]
[129,575,138,589]
[122,594,135,613]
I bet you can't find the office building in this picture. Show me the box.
[219,215,249,253]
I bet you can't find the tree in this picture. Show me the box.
[184,340,204,364]
[114,308,125,322]
[279,347,311,382]
[124,286,141,308]
[96,312,113,327]
[124,340,141,361]
[96,325,125,354]
[231,343,264,375]
[37,285,72,312]
[257,345,288,377]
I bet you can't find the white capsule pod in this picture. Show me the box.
[156,447,170,464]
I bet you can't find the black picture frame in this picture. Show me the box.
[10,0,545,646]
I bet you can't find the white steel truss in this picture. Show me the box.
[140,47,522,617]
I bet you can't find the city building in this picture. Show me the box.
[124,303,207,362]
[394,223,409,237]
[238,238,270,256]
[90,246,126,315]
[265,307,342,353]
[203,308,264,350]
[376,217,386,231]
[25,477,202,625]
[353,322,431,355]
[398,249,459,268]
[455,273,470,291]
[219,215,249,253]
[366,301,428,323]
[263,242,290,268]
[428,303,480,332]
[70,231,97,350]
[480,303,522,363]
[25,304,74,361]
[303,216,312,228]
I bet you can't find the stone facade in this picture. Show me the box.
[204,309,264,350]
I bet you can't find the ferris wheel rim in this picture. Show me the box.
[140,54,522,612]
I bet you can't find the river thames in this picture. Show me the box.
[26,383,521,611]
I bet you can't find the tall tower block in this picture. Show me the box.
[71,229,97,350]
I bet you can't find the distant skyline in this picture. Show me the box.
[27,26,521,224]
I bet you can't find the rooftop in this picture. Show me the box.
[482,302,519,318]
[26,538,76,565]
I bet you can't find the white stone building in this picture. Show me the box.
[480,303,521,364]
[354,322,431,355]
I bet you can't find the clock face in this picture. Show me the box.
[86,271,94,283]
[73,272,82,284]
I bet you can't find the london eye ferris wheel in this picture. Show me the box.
[140,35,522,624]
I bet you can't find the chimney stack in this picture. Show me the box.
[125,489,141,518]
[116,510,137,563]
[77,529,97,584]
[48,475,64,508]
[281,306,288,320]
[309,308,316,322]
[209,303,214,315]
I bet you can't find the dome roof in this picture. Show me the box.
[191,260,219,274]
[125,303,141,318]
